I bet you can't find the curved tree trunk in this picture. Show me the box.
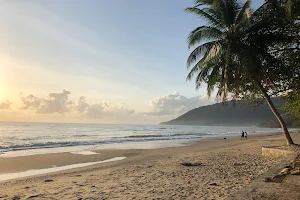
[253,78,294,145]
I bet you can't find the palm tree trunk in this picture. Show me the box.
[253,78,294,145]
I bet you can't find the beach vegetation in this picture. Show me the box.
[185,0,300,145]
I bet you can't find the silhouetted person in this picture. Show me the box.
[245,132,247,140]
[241,131,244,140]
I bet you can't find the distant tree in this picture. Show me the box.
[279,49,300,119]
[265,0,300,118]
[282,91,300,119]
[185,0,300,145]
[282,0,300,20]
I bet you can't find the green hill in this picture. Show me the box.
[160,98,284,126]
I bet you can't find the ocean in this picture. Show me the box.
[0,122,283,157]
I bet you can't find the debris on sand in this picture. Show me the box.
[180,162,202,166]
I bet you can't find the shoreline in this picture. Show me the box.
[1,124,290,158]
[0,129,287,159]
[0,132,282,179]
[0,132,299,199]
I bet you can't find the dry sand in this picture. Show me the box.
[0,132,299,200]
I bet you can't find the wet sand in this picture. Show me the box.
[0,132,299,199]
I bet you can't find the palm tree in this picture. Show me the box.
[185,0,299,145]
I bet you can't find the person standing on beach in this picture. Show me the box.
[241,131,244,140]
[245,132,247,140]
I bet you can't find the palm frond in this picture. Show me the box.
[207,66,221,97]
[187,26,222,49]
[195,65,213,89]
[185,7,224,29]
[187,52,222,82]
[187,55,213,81]
[187,64,201,82]
[244,18,274,36]
[195,0,215,5]
[203,7,225,28]
[235,0,251,24]
[187,41,220,67]
[223,0,242,26]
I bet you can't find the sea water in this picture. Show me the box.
[0,122,284,157]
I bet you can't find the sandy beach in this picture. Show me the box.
[0,132,299,200]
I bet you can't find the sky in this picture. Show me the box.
[0,0,263,124]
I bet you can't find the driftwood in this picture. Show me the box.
[180,162,202,166]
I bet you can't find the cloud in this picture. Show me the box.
[144,92,213,116]
[17,90,213,122]
[20,89,73,114]
[19,90,135,118]
[76,96,89,113]
[75,97,134,118]
[20,94,42,110]
[0,100,12,109]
